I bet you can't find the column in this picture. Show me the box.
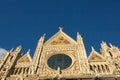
[25,68,27,74]
[16,68,20,74]
[100,65,103,73]
[28,68,31,74]
[103,65,107,73]
[13,68,17,75]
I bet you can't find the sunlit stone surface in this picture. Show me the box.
[0,28,120,80]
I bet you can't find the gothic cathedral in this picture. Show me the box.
[0,28,120,80]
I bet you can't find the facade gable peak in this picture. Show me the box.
[88,47,105,61]
[17,50,32,63]
[44,28,77,46]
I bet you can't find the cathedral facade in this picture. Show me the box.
[0,28,120,80]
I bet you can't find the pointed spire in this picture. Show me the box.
[43,33,46,38]
[109,43,113,47]
[101,41,108,47]
[9,48,14,52]
[38,34,45,42]
[77,32,82,42]
[77,32,82,38]
[17,45,22,48]
[15,45,22,51]
[101,41,108,49]
[26,49,30,54]
[77,32,80,36]
[21,52,23,56]
[42,33,45,41]
[102,40,105,44]
[38,36,43,41]
[91,46,95,52]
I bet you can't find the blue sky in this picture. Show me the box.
[0,0,120,57]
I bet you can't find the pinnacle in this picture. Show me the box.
[27,49,30,54]
[91,46,95,51]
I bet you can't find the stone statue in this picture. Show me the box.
[56,66,62,79]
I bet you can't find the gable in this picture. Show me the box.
[88,50,105,61]
[17,53,32,63]
[50,35,71,45]
[44,29,77,46]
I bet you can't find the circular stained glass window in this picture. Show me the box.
[47,54,72,70]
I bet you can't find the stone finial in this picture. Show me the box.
[77,32,82,41]
[77,32,80,36]
[27,49,30,54]
[15,45,22,51]
[101,41,108,49]
[17,45,22,49]
[109,43,113,47]
[43,33,46,38]
[9,48,14,52]
[77,32,82,38]
[91,46,95,51]
[77,32,79,35]
[59,26,63,31]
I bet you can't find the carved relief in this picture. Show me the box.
[17,53,32,64]
[20,57,30,63]
[50,36,70,45]
[88,50,105,61]
[17,56,31,63]
[90,54,102,60]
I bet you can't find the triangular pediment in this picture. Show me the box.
[88,48,105,61]
[44,29,77,46]
[17,53,32,63]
